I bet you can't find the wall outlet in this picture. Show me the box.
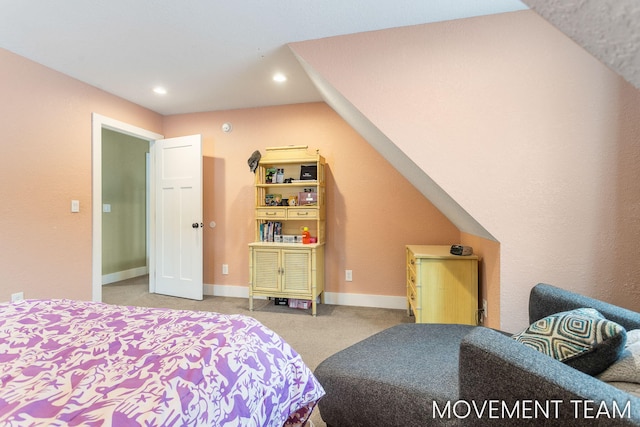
[11,292,24,302]
[222,264,229,275]
[345,269,353,282]
[482,299,488,320]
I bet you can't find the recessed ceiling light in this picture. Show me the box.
[153,86,167,95]
[272,73,287,83]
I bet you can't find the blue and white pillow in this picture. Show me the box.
[512,308,626,375]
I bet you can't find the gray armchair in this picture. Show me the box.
[315,284,640,426]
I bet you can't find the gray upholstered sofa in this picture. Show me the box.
[314,283,640,426]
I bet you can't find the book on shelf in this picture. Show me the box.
[260,221,282,242]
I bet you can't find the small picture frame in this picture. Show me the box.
[265,193,282,206]
[265,167,277,183]
[300,165,317,180]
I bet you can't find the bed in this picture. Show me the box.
[0,299,324,426]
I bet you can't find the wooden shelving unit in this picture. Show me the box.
[249,146,326,316]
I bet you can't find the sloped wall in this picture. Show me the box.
[290,10,640,331]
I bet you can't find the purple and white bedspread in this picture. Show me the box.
[0,299,324,426]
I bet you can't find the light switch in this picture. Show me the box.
[345,270,353,282]
[71,200,80,213]
[103,204,111,213]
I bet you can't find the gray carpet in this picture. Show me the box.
[103,275,412,426]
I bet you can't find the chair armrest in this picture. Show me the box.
[529,283,640,330]
[458,327,640,426]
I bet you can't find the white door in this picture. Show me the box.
[151,135,203,300]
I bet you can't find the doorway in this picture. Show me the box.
[101,128,149,285]
[91,114,163,302]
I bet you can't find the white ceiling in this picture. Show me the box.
[0,0,527,115]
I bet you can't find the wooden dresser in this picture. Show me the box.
[406,245,479,325]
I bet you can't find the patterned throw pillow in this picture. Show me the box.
[512,308,627,375]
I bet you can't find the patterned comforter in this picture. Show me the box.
[0,299,324,426]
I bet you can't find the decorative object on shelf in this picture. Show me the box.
[299,191,317,205]
[302,227,311,244]
[266,167,277,183]
[265,194,283,206]
[300,165,317,180]
[247,150,261,173]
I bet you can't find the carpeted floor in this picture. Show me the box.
[103,275,412,427]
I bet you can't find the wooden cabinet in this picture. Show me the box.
[406,245,479,325]
[249,243,324,316]
[249,146,326,316]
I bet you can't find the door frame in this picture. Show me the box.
[91,113,163,302]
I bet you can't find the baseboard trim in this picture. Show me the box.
[205,284,249,299]
[323,292,406,310]
[102,266,148,285]
[204,284,406,310]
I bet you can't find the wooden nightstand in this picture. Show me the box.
[406,245,479,325]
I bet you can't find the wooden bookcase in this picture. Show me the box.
[249,146,326,316]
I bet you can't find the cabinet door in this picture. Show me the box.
[253,248,281,292]
[281,249,311,293]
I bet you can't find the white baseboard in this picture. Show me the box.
[204,284,406,310]
[102,266,148,285]
[323,292,407,310]
[204,283,250,299]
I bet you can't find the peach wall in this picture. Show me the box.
[0,48,162,302]
[461,233,500,328]
[0,46,459,307]
[290,10,640,331]
[163,103,461,299]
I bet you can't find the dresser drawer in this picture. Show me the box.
[407,280,419,317]
[407,251,417,271]
[256,208,286,219]
[407,267,417,291]
[288,208,318,219]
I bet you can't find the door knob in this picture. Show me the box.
[192,223,200,228]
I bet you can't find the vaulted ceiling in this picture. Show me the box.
[1,1,636,116]
[2,1,523,115]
